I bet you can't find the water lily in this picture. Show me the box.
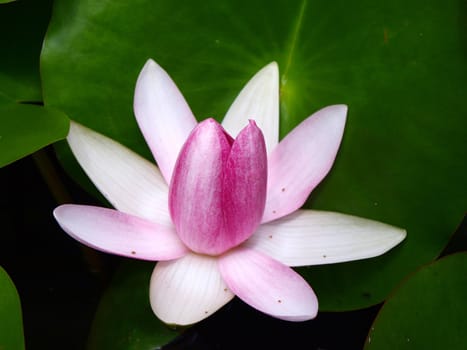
[54,59,406,325]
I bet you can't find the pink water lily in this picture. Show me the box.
[54,59,406,325]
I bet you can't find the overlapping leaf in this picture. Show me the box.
[0,0,53,101]
[0,94,69,167]
[0,0,69,166]
[0,266,25,350]
[365,253,467,349]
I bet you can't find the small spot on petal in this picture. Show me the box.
[269,235,273,239]
[204,310,209,314]
[281,187,285,192]
[223,288,228,292]
[277,299,282,303]
[322,254,327,258]
[272,210,277,214]
[131,251,136,255]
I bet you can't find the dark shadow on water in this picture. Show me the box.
[163,299,380,350]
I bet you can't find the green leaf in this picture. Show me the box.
[0,1,17,4]
[0,0,54,101]
[0,94,69,167]
[87,260,179,350]
[365,253,467,349]
[0,266,25,350]
[41,0,467,311]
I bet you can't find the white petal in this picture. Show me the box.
[134,59,197,183]
[218,247,318,321]
[54,205,186,261]
[222,62,279,153]
[149,253,234,325]
[262,105,347,223]
[246,210,407,266]
[67,121,171,225]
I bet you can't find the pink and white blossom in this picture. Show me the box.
[54,59,406,325]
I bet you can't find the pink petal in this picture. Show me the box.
[222,62,279,154]
[169,119,233,255]
[54,204,187,261]
[218,247,318,321]
[223,120,267,246]
[134,59,198,183]
[149,253,234,325]
[263,105,347,223]
[67,121,172,226]
[247,210,407,266]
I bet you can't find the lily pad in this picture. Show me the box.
[0,266,25,350]
[0,94,69,167]
[365,253,467,349]
[41,0,466,311]
[0,0,54,101]
[87,260,179,350]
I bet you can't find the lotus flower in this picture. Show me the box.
[54,59,406,325]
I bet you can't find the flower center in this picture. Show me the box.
[168,118,267,255]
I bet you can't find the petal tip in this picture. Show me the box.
[52,206,61,220]
[315,104,348,139]
[338,103,348,115]
[394,227,408,245]
[136,59,163,94]
[255,61,279,87]
[373,226,407,258]
[326,104,348,121]
[53,204,71,221]
[380,225,407,252]
[262,61,279,76]
[141,58,159,73]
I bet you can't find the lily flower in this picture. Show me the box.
[54,59,406,325]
